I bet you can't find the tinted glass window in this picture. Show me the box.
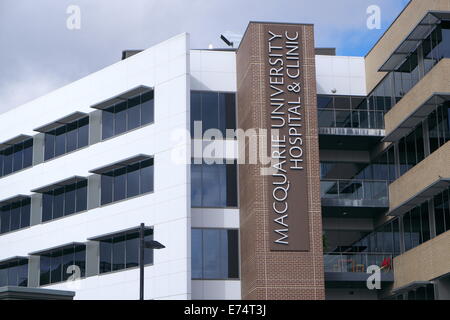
[190,91,236,137]
[114,102,127,135]
[44,117,89,161]
[0,139,33,176]
[191,162,238,208]
[191,229,239,280]
[102,108,114,140]
[127,96,141,130]
[66,123,78,153]
[55,127,66,157]
[101,174,114,205]
[44,133,55,161]
[100,158,154,206]
[126,232,139,268]
[141,91,154,125]
[99,240,112,274]
[114,168,127,202]
[99,229,153,274]
[140,159,154,194]
[112,236,126,271]
[0,259,28,287]
[127,163,140,198]
[40,181,88,223]
[102,91,154,140]
[78,117,89,148]
[39,245,86,285]
[0,198,31,234]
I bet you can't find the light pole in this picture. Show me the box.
[139,223,165,300]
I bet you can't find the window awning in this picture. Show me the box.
[28,242,85,256]
[0,195,30,207]
[388,178,450,217]
[33,111,88,133]
[31,176,87,193]
[379,11,450,72]
[87,225,153,242]
[90,85,152,110]
[89,154,152,175]
[384,93,450,142]
[0,256,28,266]
[0,134,32,150]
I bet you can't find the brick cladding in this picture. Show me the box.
[236,22,325,300]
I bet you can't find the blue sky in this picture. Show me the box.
[0,0,411,113]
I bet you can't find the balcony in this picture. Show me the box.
[318,109,385,130]
[318,109,385,150]
[321,179,389,208]
[324,252,394,284]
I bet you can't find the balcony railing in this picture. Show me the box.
[321,179,389,202]
[324,252,394,273]
[318,109,385,129]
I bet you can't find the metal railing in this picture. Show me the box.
[318,109,385,129]
[320,179,389,202]
[324,252,394,273]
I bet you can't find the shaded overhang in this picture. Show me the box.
[0,134,32,151]
[379,11,450,72]
[0,256,28,267]
[392,281,433,294]
[388,178,450,217]
[29,242,85,256]
[384,93,450,142]
[34,112,88,134]
[31,176,87,193]
[89,154,152,175]
[0,286,75,300]
[90,85,152,110]
[0,195,30,207]
[87,225,153,242]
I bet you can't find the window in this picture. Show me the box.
[99,229,153,274]
[434,187,450,237]
[0,139,33,177]
[100,158,154,206]
[190,91,236,138]
[42,180,87,222]
[316,95,384,129]
[0,258,28,287]
[0,198,30,234]
[192,229,239,280]
[39,244,86,286]
[191,161,238,208]
[403,202,431,252]
[44,117,89,161]
[102,91,154,140]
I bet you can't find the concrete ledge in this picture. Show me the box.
[384,59,450,136]
[393,229,450,289]
[389,141,450,211]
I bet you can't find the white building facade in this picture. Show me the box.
[0,31,365,300]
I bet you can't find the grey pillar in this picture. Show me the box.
[30,193,42,226]
[87,175,101,210]
[32,133,45,166]
[89,110,102,145]
[85,241,100,277]
[27,255,40,288]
